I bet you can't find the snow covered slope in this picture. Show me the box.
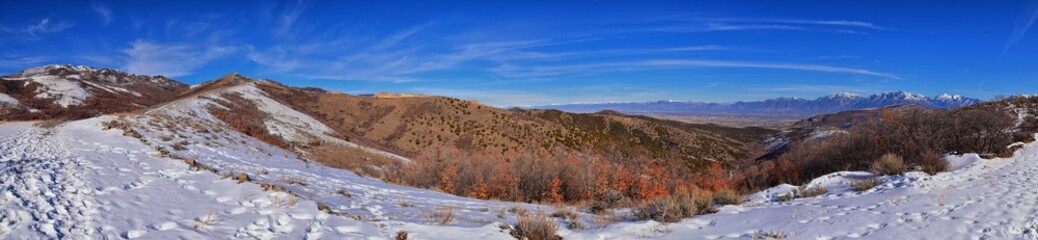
[4,112,1038,239]
[0,119,383,239]
[565,138,1038,240]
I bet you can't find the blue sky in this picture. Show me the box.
[1,0,1037,106]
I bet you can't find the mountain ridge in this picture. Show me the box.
[536,91,981,118]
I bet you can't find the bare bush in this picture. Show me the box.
[429,207,455,225]
[712,188,744,205]
[777,185,828,202]
[551,208,579,221]
[279,176,308,186]
[851,178,882,191]
[751,229,787,239]
[871,153,907,175]
[514,214,561,240]
[919,150,949,175]
[590,190,629,214]
[634,187,714,222]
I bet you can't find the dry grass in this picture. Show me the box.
[712,188,745,205]
[508,206,530,217]
[851,178,883,191]
[193,211,216,230]
[271,194,298,208]
[778,186,828,202]
[550,207,579,221]
[395,230,408,240]
[398,199,414,208]
[429,207,455,225]
[871,153,907,175]
[279,176,308,186]
[634,187,714,223]
[514,213,561,240]
[235,173,250,184]
[919,150,949,175]
[751,229,787,239]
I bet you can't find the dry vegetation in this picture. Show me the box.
[249,81,772,204]
[513,213,561,240]
[851,178,883,191]
[634,187,716,222]
[737,103,1023,190]
[871,153,908,175]
[777,186,828,202]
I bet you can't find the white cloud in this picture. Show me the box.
[1004,0,1038,54]
[92,2,113,25]
[648,17,885,33]
[642,60,900,79]
[0,56,49,69]
[274,0,310,36]
[121,40,236,77]
[491,59,899,79]
[25,18,74,38]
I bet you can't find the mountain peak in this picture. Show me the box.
[873,91,925,100]
[823,92,864,99]
[936,93,963,100]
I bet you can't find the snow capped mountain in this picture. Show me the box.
[539,91,982,118]
[0,64,187,120]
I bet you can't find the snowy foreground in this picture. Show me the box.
[2,118,1038,239]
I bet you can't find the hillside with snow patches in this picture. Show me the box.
[3,105,1038,239]
[0,65,1035,239]
[0,64,187,120]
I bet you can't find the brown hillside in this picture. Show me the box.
[256,83,777,169]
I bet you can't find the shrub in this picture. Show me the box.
[851,178,882,191]
[590,190,629,214]
[235,173,250,183]
[751,229,787,239]
[550,208,579,221]
[712,188,744,205]
[777,185,828,202]
[634,187,714,222]
[919,150,949,175]
[279,176,308,186]
[508,206,530,217]
[395,230,408,240]
[871,153,907,175]
[514,214,561,240]
[430,207,455,225]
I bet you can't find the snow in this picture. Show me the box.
[81,80,142,97]
[0,93,18,106]
[5,102,1038,238]
[145,81,411,163]
[1,76,90,107]
[808,129,848,140]
[0,119,384,239]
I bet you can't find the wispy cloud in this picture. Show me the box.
[739,19,884,30]
[372,23,434,50]
[410,86,668,107]
[646,17,884,34]
[274,0,311,36]
[643,60,900,79]
[0,56,50,69]
[121,40,236,77]
[1003,0,1038,54]
[23,18,74,38]
[492,59,899,79]
[92,2,113,25]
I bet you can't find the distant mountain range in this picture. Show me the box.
[536,91,981,118]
